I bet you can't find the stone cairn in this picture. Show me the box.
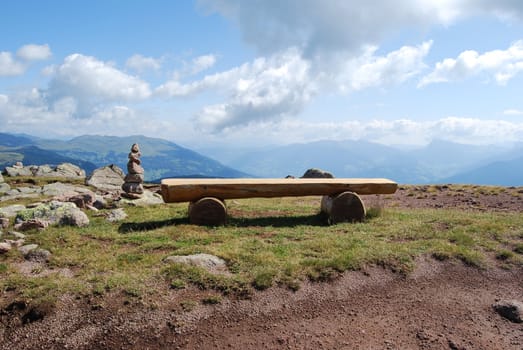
[121,143,144,198]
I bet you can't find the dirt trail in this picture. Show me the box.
[2,260,521,350]
[175,259,522,350]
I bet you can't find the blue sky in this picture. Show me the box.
[1,0,523,148]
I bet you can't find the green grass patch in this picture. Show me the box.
[1,195,522,307]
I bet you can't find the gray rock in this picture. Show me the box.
[17,186,40,194]
[0,182,10,194]
[106,208,127,222]
[41,182,92,197]
[8,231,26,239]
[65,193,96,209]
[121,182,144,194]
[26,248,52,262]
[0,188,39,202]
[86,165,125,191]
[54,163,86,178]
[0,242,12,254]
[14,219,49,231]
[6,163,85,178]
[493,300,523,323]
[0,172,9,194]
[32,164,54,176]
[18,244,39,256]
[0,217,9,229]
[301,168,334,178]
[119,190,163,206]
[60,209,90,227]
[4,165,32,177]
[5,239,25,247]
[0,204,26,218]
[164,253,228,273]
[15,201,89,227]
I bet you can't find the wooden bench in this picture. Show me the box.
[161,178,398,225]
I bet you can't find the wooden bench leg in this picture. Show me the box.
[321,191,366,224]
[188,197,227,226]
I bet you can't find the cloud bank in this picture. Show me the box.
[1,1,523,147]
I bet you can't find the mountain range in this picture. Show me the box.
[0,132,522,185]
[0,133,249,181]
[197,139,522,186]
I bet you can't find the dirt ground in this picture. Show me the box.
[1,185,522,350]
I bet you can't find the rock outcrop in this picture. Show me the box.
[15,201,89,228]
[4,162,85,178]
[301,168,334,178]
[85,165,125,191]
[493,299,523,323]
[0,172,10,194]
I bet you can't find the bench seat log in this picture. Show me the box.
[161,178,397,203]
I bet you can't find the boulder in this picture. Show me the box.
[0,204,26,218]
[0,187,39,202]
[4,165,32,177]
[15,201,89,227]
[86,165,125,191]
[0,172,3,182]
[18,244,39,256]
[65,193,96,209]
[54,163,86,178]
[5,163,85,178]
[7,231,25,239]
[301,168,334,178]
[25,248,52,262]
[0,217,9,229]
[164,253,228,274]
[0,182,10,194]
[119,190,163,206]
[41,182,94,198]
[32,164,54,176]
[0,242,12,254]
[105,208,127,223]
[493,300,523,323]
[14,219,49,231]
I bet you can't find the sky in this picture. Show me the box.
[1,0,523,149]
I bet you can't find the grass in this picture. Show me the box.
[1,193,523,309]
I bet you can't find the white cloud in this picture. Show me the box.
[419,40,523,86]
[191,54,216,74]
[338,41,432,92]
[0,87,147,138]
[0,52,25,76]
[199,0,523,57]
[126,54,162,71]
[16,44,52,61]
[504,108,523,115]
[157,42,432,131]
[47,54,151,117]
[0,44,52,76]
[194,50,313,131]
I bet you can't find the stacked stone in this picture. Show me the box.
[121,143,144,199]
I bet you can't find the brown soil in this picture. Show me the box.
[1,185,523,350]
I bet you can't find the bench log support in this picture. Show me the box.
[321,191,365,224]
[188,197,227,226]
